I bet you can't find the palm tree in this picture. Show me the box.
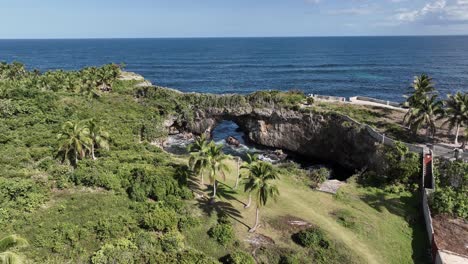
[57,120,92,165]
[79,67,101,99]
[404,94,444,138]
[205,142,230,199]
[0,235,28,264]
[87,119,110,160]
[188,135,210,185]
[244,162,279,233]
[240,153,259,208]
[404,74,436,108]
[441,92,468,145]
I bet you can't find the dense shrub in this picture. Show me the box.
[292,228,330,249]
[222,251,255,264]
[208,223,235,246]
[383,142,420,187]
[0,178,48,213]
[94,214,138,241]
[431,160,468,219]
[308,167,330,188]
[177,248,219,264]
[125,166,181,202]
[141,206,178,232]
[431,187,467,219]
[91,238,137,264]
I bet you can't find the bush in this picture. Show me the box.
[431,187,468,219]
[222,251,255,264]
[431,160,468,219]
[308,167,330,188]
[125,166,182,202]
[208,223,235,246]
[292,228,330,249]
[91,238,137,264]
[178,248,219,264]
[141,206,178,232]
[382,142,420,187]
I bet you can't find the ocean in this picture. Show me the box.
[1,36,467,101]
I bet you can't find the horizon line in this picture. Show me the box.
[1,34,468,40]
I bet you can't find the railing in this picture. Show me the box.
[339,114,426,154]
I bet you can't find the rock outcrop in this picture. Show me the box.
[166,106,384,171]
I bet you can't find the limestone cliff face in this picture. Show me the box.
[170,107,383,171]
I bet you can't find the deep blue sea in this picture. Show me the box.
[1,36,468,101]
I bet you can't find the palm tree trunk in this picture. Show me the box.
[245,193,252,208]
[454,124,460,145]
[212,180,217,199]
[249,207,260,233]
[91,144,96,160]
[234,158,240,189]
[200,171,204,185]
[74,150,78,165]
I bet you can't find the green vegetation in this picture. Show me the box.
[432,159,468,219]
[221,251,255,264]
[442,92,468,145]
[0,235,29,264]
[243,161,280,232]
[208,222,235,246]
[404,74,467,141]
[358,142,420,191]
[0,62,432,263]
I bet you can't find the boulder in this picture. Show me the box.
[226,136,241,147]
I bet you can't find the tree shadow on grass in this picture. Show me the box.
[197,196,250,230]
[174,165,205,196]
[360,191,432,264]
[215,181,247,207]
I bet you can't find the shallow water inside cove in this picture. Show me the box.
[163,120,352,180]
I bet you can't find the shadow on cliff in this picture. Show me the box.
[360,191,432,264]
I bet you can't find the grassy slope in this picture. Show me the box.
[0,79,430,263]
[182,158,430,264]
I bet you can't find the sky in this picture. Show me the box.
[0,0,468,38]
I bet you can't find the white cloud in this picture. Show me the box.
[395,0,468,24]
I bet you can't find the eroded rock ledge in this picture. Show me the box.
[168,106,384,171]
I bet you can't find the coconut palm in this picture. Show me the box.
[441,92,468,145]
[0,235,28,264]
[87,119,110,160]
[57,120,92,165]
[79,67,101,98]
[240,153,259,208]
[205,142,230,199]
[188,135,210,185]
[404,74,436,108]
[244,162,279,233]
[404,94,444,138]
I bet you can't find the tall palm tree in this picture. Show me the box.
[404,74,436,108]
[404,94,444,138]
[244,162,279,233]
[205,142,230,199]
[188,135,210,185]
[441,92,468,145]
[57,120,92,165]
[240,153,259,208]
[0,235,28,264]
[87,119,110,160]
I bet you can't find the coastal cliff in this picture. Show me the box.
[170,106,384,171]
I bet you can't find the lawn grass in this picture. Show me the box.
[183,156,431,264]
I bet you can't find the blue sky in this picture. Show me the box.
[1,0,467,38]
